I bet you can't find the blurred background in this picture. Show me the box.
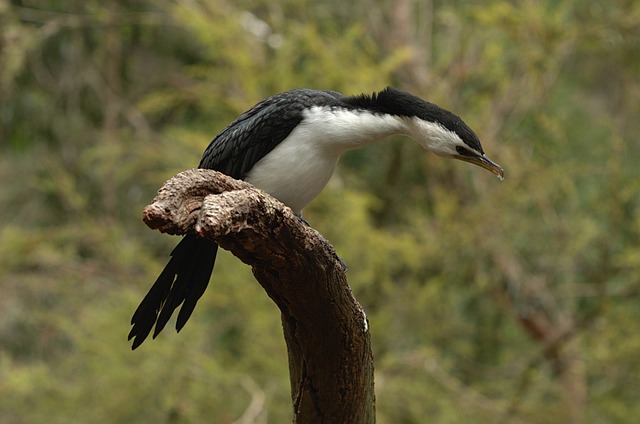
[1,0,638,422]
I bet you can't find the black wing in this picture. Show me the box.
[199,89,345,178]
[129,89,345,349]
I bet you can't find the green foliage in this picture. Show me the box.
[1,0,638,422]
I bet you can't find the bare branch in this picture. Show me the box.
[143,169,375,423]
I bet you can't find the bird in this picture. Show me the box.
[129,86,504,349]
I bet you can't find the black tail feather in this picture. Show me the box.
[129,235,217,349]
[176,243,217,332]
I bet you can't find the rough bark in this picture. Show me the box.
[142,169,375,424]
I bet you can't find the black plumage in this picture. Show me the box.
[199,89,344,175]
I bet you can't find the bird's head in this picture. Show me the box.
[368,87,505,180]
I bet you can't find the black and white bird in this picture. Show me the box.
[129,86,504,349]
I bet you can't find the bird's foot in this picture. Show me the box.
[295,213,310,226]
[336,254,349,272]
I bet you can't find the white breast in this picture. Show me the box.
[245,134,339,214]
[245,107,406,214]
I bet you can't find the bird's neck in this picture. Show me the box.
[300,106,409,154]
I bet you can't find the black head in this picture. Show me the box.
[345,87,504,179]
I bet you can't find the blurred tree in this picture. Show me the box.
[0,0,638,422]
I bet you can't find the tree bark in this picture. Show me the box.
[142,169,376,423]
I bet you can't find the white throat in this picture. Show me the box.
[297,106,407,153]
[404,117,465,157]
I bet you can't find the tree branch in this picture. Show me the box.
[142,169,375,423]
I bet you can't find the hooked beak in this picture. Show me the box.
[455,154,505,180]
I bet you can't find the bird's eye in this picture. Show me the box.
[456,146,477,157]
